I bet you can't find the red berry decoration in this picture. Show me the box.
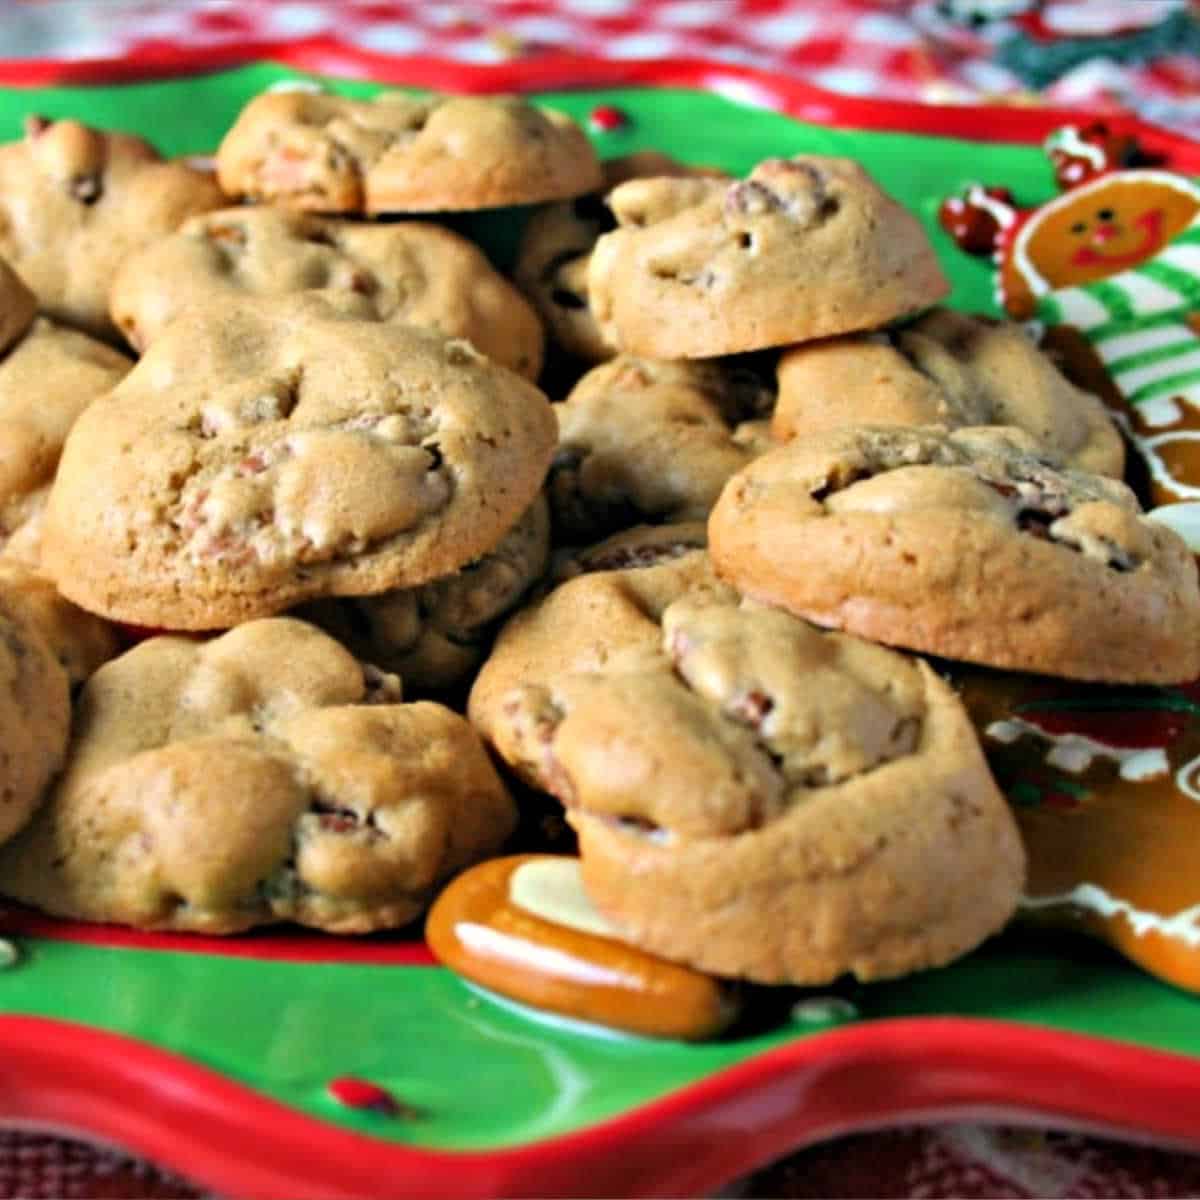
[937,186,1015,256]
[327,1076,403,1115]
[588,104,627,133]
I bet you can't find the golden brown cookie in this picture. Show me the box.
[514,152,724,363]
[0,618,516,932]
[0,116,225,340]
[773,310,1124,477]
[469,551,1023,984]
[548,354,775,543]
[42,295,557,629]
[0,573,70,847]
[0,561,120,688]
[216,90,602,214]
[588,156,949,359]
[0,318,132,565]
[709,425,1200,683]
[0,256,36,357]
[300,495,550,692]
[109,208,544,379]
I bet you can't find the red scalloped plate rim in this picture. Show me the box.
[4,1010,1200,1199]
[1,39,1199,1196]
[0,36,1198,172]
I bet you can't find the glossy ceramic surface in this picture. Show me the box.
[0,56,1199,1200]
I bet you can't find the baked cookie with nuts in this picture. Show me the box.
[468,551,1023,985]
[548,354,774,544]
[216,90,602,214]
[0,618,516,932]
[709,425,1200,683]
[588,156,949,359]
[0,572,71,847]
[0,116,225,341]
[0,318,132,566]
[514,152,724,363]
[301,495,550,693]
[110,208,544,379]
[42,295,557,629]
[773,309,1123,478]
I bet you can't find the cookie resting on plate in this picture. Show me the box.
[0,116,225,341]
[708,425,1200,683]
[0,618,516,933]
[41,295,557,629]
[216,90,603,214]
[469,550,1024,985]
[587,155,950,359]
[110,207,545,380]
[773,309,1124,478]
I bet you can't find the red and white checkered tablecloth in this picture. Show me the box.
[4,0,1200,135]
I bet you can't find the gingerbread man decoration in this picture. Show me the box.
[941,123,1200,544]
[958,669,1200,993]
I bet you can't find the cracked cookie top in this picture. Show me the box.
[0,318,132,567]
[41,295,557,629]
[548,354,775,544]
[587,155,949,359]
[110,208,544,379]
[0,617,516,933]
[468,551,1022,984]
[773,309,1124,478]
[709,425,1200,683]
[513,152,724,363]
[0,117,225,340]
[216,90,602,214]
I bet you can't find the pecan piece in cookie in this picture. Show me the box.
[709,424,1200,683]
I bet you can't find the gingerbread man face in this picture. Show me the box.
[1004,171,1200,318]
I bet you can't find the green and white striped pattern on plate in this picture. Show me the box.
[1037,220,1200,428]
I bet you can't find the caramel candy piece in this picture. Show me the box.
[426,855,739,1040]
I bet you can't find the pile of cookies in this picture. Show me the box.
[0,87,1197,1040]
